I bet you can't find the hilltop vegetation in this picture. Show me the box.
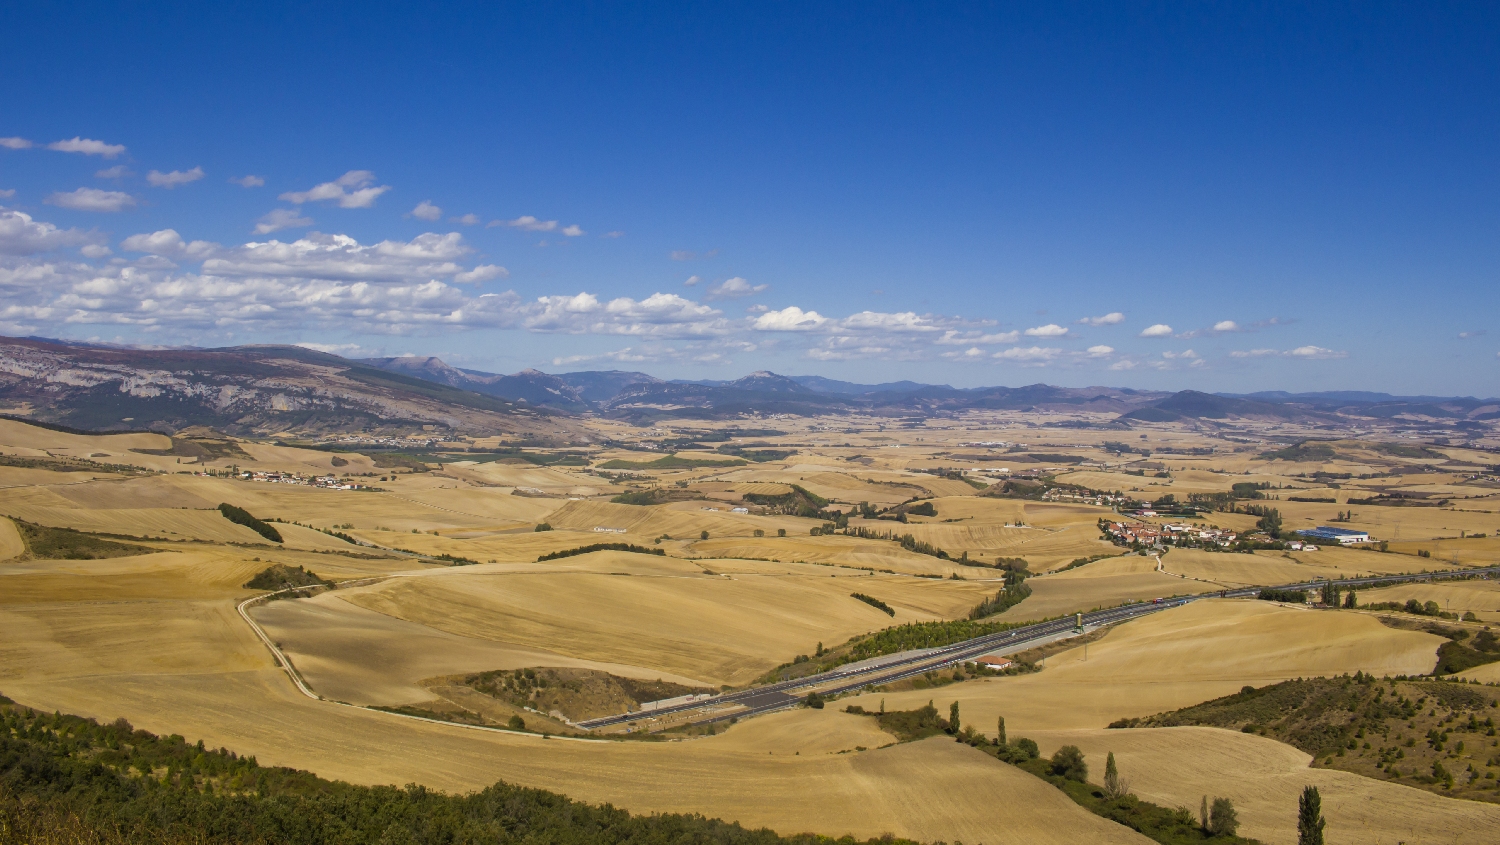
[1112,675,1500,803]
[13,520,152,560]
[0,695,907,845]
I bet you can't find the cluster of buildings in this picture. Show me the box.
[234,470,369,491]
[1103,520,1239,548]
[1042,487,1124,506]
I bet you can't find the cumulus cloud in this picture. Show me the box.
[1108,360,1137,370]
[1078,311,1124,326]
[1213,320,1240,332]
[1162,349,1199,360]
[669,248,717,261]
[0,189,14,199]
[941,346,989,361]
[47,137,126,158]
[410,201,442,221]
[0,137,34,150]
[95,165,130,179]
[453,213,480,226]
[705,277,767,300]
[490,215,581,235]
[994,346,1062,363]
[230,175,265,188]
[279,170,391,208]
[839,311,948,333]
[1138,323,1173,337]
[0,209,100,255]
[147,167,205,189]
[45,188,136,212]
[753,306,828,331]
[524,292,727,337]
[453,264,507,284]
[1024,323,1069,338]
[202,231,473,283]
[1086,345,1114,357]
[602,230,625,238]
[1229,346,1347,360]
[80,244,112,258]
[120,229,220,260]
[935,329,1020,345]
[253,209,313,235]
[683,275,701,286]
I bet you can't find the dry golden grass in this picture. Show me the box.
[848,599,1446,734]
[337,558,966,686]
[1355,579,1500,623]
[0,517,24,560]
[1027,727,1500,845]
[0,567,1146,844]
[1155,546,1443,589]
[994,554,1190,622]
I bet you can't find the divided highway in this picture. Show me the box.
[578,564,1500,731]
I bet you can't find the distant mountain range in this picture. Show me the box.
[1,336,1494,434]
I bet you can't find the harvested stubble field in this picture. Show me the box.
[849,600,1447,734]
[1027,726,1500,845]
[1355,578,1500,623]
[995,553,1191,622]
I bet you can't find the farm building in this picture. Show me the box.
[975,655,1013,671]
[1301,526,1370,545]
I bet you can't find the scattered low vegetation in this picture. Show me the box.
[465,667,710,722]
[242,564,331,592]
[536,542,667,561]
[598,455,747,470]
[217,503,282,543]
[1112,674,1500,803]
[12,519,153,560]
[0,695,903,845]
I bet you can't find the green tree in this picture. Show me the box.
[1200,795,1209,832]
[777,528,786,537]
[1342,590,1356,609]
[996,715,1006,746]
[1297,785,1325,845]
[948,701,960,735]
[1103,751,1124,798]
[1208,797,1239,836]
[1256,507,1282,538]
[803,691,825,709]
[1049,745,1087,781]
[700,530,710,540]
[1320,582,1339,607]
[507,715,525,731]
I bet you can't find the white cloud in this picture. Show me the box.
[410,201,442,221]
[147,167,205,189]
[253,209,314,235]
[203,231,472,283]
[669,248,717,261]
[941,346,989,361]
[753,306,828,331]
[95,165,130,179]
[453,213,480,226]
[0,137,34,150]
[1288,345,1346,359]
[1229,346,1347,360]
[602,230,624,238]
[993,346,1061,363]
[120,229,220,260]
[453,264,507,284]
[279,171,391,208]
[230,175,265,188]
[746,303,768,313]
[492,215,560,232]
[683,275,701,286]
[935,329,1019,345]
[525,292,728,337]
[47,137,126,158]
[1086,345,1114,357]
[0,189,14,199]
[0,208,100,255]
[80,244,112,258]
[839,311,948,333]
[295,342,378,356]
[1139,323,1173,337]
[1078,312,1125,326]
[1213,320,1240,332]
[45,188,136,212]
[1108,359,1137,370]
[1162,349,1199,360]
[561,224,584,237]
[1024,323,1069,338]
[705,276,767,300]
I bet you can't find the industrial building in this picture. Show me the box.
[1300,526,1370,545]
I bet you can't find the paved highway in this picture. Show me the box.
[578,563,1500,731]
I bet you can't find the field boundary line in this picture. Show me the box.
[235,582,610,743]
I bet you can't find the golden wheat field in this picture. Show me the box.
[3,414,1500,844]
[1027,727,1500,845]
[848,600,1447,733]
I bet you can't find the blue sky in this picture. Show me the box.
[1,2,1496,394]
